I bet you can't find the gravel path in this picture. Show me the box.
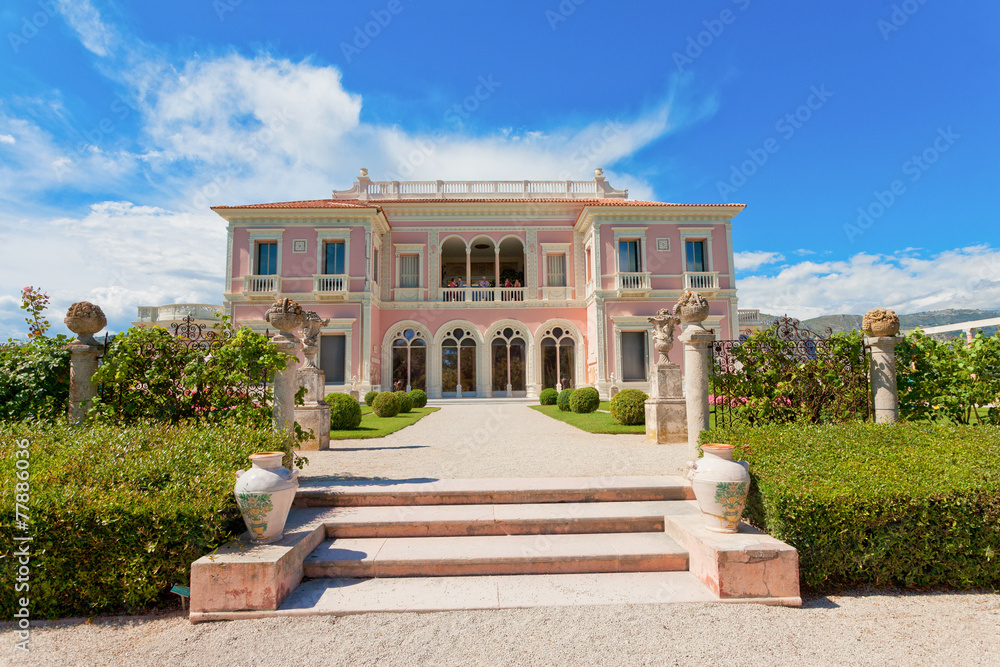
[7,403,1000,666]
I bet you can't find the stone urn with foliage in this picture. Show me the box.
[862,307,900,337]
[687,444,751,533]
[234,452,299,543]
[64,301,107,345]
[673,291,710,325]
[265,298,305,338]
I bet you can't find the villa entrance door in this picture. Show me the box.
[491,328,526,397]
[441,326,477,397]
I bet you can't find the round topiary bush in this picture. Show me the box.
[325,393,362,430]
[557,388,575,412]
[610,388,647,425]
[364,390,379,407]
[394,390,413,413]
[372,391,400,418]
[569,387,600,414]
[539,388,558,405]
[409,388,427,408]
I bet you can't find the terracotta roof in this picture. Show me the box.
[213,198,743,210]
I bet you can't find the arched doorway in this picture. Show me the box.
[391,328,426,392]
[441,326,477,397]
[491,327,526,396]
[540,325,576,391]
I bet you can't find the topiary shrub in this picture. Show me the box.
[611,388,647,425]
[570,387,600,414]
[372,391,400,418]
[394,390,413,413]
[557,388,575,412]
[364,390,379,407]
[409,388,427,408]
[539,388,558,405]
[325,392,362,430]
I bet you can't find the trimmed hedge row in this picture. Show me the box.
[557,388,574,412]
[325,393,362,429]
[372,391,400,418]
[570,387,600,413]
[539,388,558,405]
[409,389,428,408]
[0,421,287,619]
[704,423,1000,591]
[611,389,647,425]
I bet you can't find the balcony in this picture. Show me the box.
[616,272,651,296]
[333,171,629,201]
[242,275,280,299]
[313,274,349,300]
[738,309,762,327]
[439,287,526,303]
[683,271,719,293]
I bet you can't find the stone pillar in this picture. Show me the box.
[676,292,713,455]
[295,311,331,451]
[644,309,687,444]
[862,308,902,424]
[265,299,305,445]
[63,302,107,424]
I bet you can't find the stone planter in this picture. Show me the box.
[688,444,750,533]
[862,307,900,337]
[674,291,710,324]
[64,301,107,344]
[234,452,299,543]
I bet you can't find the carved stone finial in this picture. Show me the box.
[862,308,900,337]
[265,298,305,337]
[64,301,107,345]
[648,309,681,365]
[360,167,369,177]
[673,291,710,324]
[299,310,330,369]
[594,168,604,177]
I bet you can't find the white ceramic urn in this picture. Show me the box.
[687,444,751,533]
[234,451,299,543]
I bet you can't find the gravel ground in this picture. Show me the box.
[7,403,999,666]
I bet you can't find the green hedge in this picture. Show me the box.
[394,390,414,414]
[703,423,1000,592]
[364,390,379,407]
[557,388,574,412]
[325,392,362,430]
[372,392,400,418]
[409,389,428,409]
[610,389,647,425]
[0,336,71,422]
[0,421,287,619]
[539,388,558,405]
[570,387,600,413]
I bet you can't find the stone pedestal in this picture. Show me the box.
[296,366,330,451]
[645,364,688,444]
[271,336,301,445]
[67,342,102,424]
[866,335,902,424]
[680,325,715,452]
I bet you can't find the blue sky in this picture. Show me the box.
[1,0,998,337]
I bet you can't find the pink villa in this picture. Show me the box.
[209,169,747,399]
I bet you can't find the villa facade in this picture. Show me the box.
[211,170,747,399]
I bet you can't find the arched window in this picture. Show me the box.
[491,326,526,395]
[540,326,575,390]
[391,328,426,391]
[441,327,476,396]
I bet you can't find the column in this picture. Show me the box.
[867,336,902,424]
[63,302,107,425]
[296,311,331,451]
[265,299,305,446]
[465,247,472,302]
[676,291,713,457]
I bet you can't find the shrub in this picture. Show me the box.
[705,423,1000,591]
[539,388,558,405]
[0,421,287,619]
[409,388,428,408]
[325,393,362,430]
[556,388,574,411]
[364,390,379,407]
[372,391,400,418]
[611,388,647,425]
[570,387,600,413]
[394,390,414,413]
[0,335,71,422]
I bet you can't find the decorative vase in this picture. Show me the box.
[862,307,900,337]
[64,301,107,345]
[687,444,750,533]
[673,291,710,325]
[234,452,299,543]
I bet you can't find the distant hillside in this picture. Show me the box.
[757,309,1000,338]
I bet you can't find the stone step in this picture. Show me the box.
[295,476,693,507]
[302,532,687,578]
[322,501,669,538]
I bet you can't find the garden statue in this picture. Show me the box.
[648,308,681,365]
[863,307,903,423]
[677,291,714,453]
[64,301,107,345]
[294,309,331,451]
[265,298,305,340]
[299,310,330,370]
[64,301,107,423]
[862,307,900,338]
[264,299,305,444]
[673,290,710,328]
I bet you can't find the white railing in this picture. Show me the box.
[135,304,223,323]
[738,309,761,326]
[438,287,526,303]
[617,272,651,291]
[541,286,571,301]
[684,271,720,291]
[335,176,627,200]
[498,287,525,302]
[243,275,279,296]
[313,274,348,294]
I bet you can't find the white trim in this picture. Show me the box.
[610,316,654,383]
[534,319,585,391]
[248,230,283,276]
[317,318,356,386]
[613,227,647,274]
[680,227,715,273]
[316,229,351,276]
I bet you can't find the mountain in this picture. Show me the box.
[756,309,1000,338]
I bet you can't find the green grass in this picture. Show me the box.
[330,406,440,440]
[530,404,645,434]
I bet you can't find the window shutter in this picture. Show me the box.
[400,255,419,288]
[547,254,566,287]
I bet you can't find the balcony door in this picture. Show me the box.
[324,241,345,275]
[618,240,641,273]
[685,240,707,273]
[256,242,278,275]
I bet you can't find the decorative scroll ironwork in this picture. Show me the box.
[170,315,219,351]
[710,316,871,428]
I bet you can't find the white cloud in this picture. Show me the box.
[793,248,815,256]
[56,0,117,57]
[734,251,785,271]
[0,134,14,144]
[737,245,1000,318]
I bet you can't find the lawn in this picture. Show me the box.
[330,406,440,440]
[530,404,645,434]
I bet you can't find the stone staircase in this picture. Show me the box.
[189,477,801,622]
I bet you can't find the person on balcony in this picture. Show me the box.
[513,278,522,301]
